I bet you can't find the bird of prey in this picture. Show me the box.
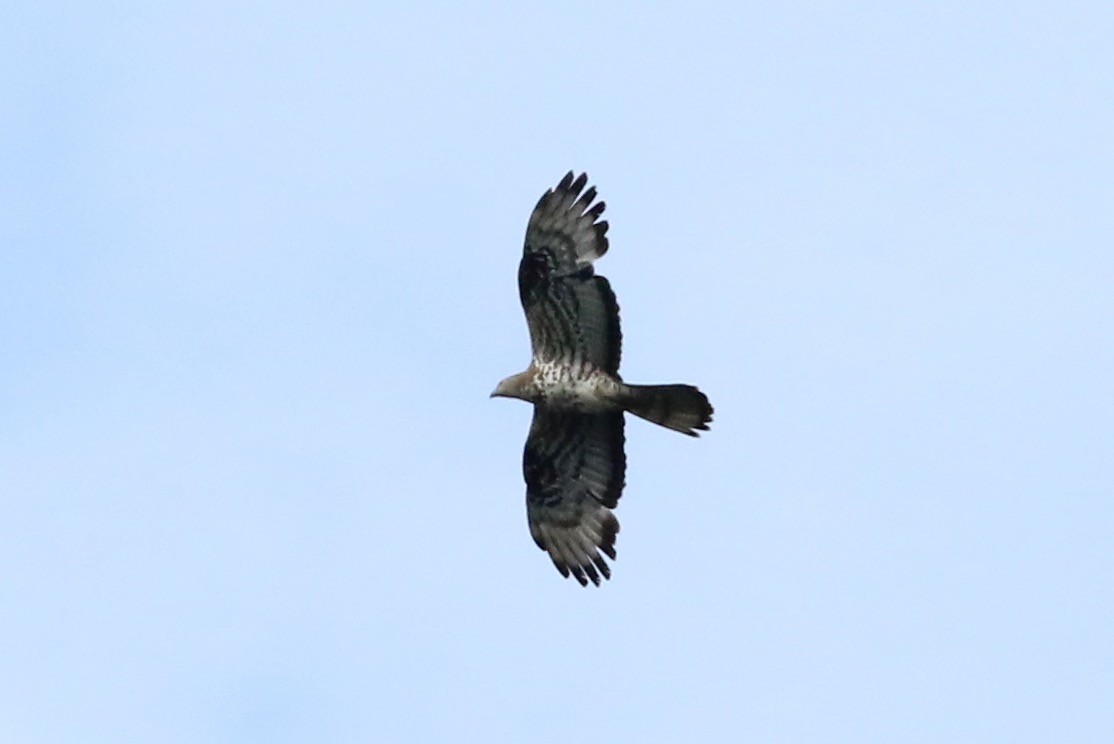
[492,172,713,586]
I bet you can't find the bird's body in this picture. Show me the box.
[492,172,713,586]
[497,362,624,411]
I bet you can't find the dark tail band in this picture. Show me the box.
[622,384,713,436]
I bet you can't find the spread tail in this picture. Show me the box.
[622,384,713,436]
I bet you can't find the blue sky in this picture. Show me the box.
[2,2,1112,742]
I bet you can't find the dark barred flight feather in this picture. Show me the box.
[493,172,713,587]
[524,410,625,587]
[519,173,621,374]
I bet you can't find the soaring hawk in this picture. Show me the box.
[492,172,713,586]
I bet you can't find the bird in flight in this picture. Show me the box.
[492,172,713,586]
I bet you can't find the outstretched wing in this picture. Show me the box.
[518,172,622,375]
[523,409,626,586]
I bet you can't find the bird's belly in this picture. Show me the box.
[534,365,621,412]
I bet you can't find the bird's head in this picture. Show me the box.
[490,371,532,401]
